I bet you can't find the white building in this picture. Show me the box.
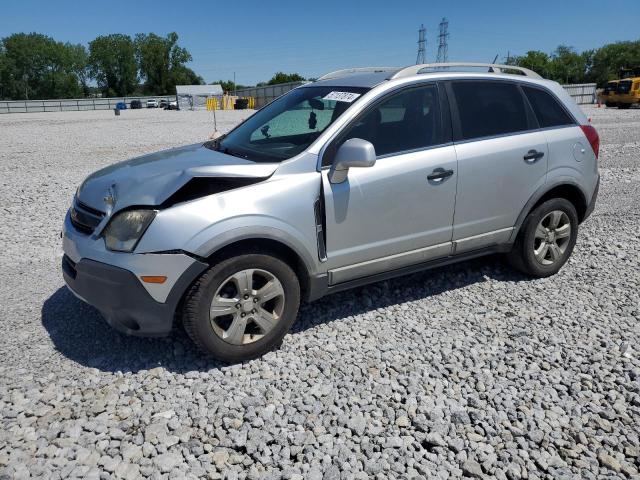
[176,84,223,110]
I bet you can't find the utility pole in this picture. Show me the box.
[436,17,449,64]
[416,24,426,65]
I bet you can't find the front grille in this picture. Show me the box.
[70,199,105,234]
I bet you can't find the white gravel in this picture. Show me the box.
[0,105,639,479]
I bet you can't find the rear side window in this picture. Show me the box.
[451,81,528,140]
[522,86,575,128]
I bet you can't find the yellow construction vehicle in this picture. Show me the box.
[599,80,619,108]
[615,68,640,109]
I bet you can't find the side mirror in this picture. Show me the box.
[328,138,376,184]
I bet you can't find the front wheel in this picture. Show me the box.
[182,253,300,362]
[507,198,579,277]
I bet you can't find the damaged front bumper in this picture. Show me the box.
[61,210,207,336]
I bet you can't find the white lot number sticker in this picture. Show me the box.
[323,91,361,103]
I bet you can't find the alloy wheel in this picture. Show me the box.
[209,268,285,345]
[533,210,572,266]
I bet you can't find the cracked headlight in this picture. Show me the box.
[103,210,156,252]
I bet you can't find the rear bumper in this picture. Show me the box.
[584,175,599,221]
[62,255,207,337]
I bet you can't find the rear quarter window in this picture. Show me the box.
[451,81,529,141]
[522,86,575,128]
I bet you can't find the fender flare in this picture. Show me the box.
[509,177,589,243]
[188,221,320,277]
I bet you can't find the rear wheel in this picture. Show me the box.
[183,253,300,362]
[618,103,631,109]
[507,198,578,277]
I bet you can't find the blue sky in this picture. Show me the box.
[1,0,638,85]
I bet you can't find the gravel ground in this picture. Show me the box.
[0,106,639,480]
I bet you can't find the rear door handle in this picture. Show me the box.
[523,150,545,162]
[427,168,454,181]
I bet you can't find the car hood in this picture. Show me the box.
[76,143,278,213]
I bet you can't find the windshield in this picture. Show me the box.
[617,80,632,94]
[209,85,369,162]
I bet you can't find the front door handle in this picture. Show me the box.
[427,168,454,181]
[524,150,545,162]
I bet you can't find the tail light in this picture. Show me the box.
[580,125,599,159]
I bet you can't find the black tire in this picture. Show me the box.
[618,103,631,109]
[507,198,578,277]
[605,102,615,108]
[182,253,300,362]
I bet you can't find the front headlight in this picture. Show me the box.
[103,210,156,252]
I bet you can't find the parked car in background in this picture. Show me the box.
[130,100,142,109]
[147,99,158,108]
[115,102,127,110]
[159,99,169,109]
[164,100,179,110]
[62,62,599,362]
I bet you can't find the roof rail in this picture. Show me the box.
[389,63,542,80]
[317,67,399,81]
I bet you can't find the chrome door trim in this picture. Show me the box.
[328,242,452,284]
[453,227,514,254]
[327,226,516,284]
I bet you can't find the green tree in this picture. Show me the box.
[134,32,203,94]
[0,43,8,99]
[588,40,640,86]
[267,72,305,85]
[170,65,204,88]
[212,79,248,93]
[88,34,137,97]
[548,45,586,84]
[0,33,84,99]
[510,50,551,78]
[510,40,640,86]
[66,43,90,97]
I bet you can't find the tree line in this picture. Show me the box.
[0,32,206,100]
[0,32,310,101]
[212,73,307,93]
[508,40,640,86]
[5,31,634,101]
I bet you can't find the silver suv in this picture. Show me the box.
[62,63,600,362]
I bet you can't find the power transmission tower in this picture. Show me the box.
[436,17,449,64]
[416,24,426,64]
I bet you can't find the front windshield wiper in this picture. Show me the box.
[204,137,248,159]
[222,147,248,159]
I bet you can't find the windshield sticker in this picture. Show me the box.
[322,91,361,103]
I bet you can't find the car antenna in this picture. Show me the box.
[488,54,499,73]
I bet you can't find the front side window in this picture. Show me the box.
[451,81,529,140]
[522,86,575,128]
[330,84,441,161]
[209,86,368,162]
